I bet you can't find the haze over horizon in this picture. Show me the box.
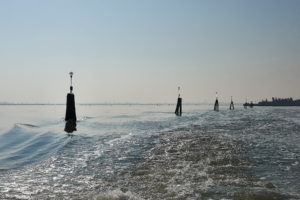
[1,0,300,104]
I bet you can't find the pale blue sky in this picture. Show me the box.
[0,0,299,103]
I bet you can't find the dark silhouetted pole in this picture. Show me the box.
[175,86,182,116]
[65,72,77,122]
[214,92,219,111]
[243,98,248,109]
[229,96,234,110]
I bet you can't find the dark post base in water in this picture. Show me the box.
[175,97,182,116]
[65,93,77,133]
[214,99,219,111]
[229,102,234,110]
[65,93,77,121]
[64,120,77,133]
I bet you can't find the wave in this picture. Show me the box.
[15,123,39,128]
[0,124,68,170]
[87,189,142,200]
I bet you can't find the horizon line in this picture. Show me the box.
[0,102,247,106]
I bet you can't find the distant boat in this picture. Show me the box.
[243,97,300,107]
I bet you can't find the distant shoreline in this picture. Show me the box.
[244,97,300,107]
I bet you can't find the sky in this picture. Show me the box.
[0,0,299,104]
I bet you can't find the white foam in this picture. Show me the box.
[292,161,299,166]
[91,189,143,200]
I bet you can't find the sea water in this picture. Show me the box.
[0,104,299,199]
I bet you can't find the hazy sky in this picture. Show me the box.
[0,0,299,103]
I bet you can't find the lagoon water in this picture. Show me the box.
[0,104,299,199]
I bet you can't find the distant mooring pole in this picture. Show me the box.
[65,72,77,122]
[244,98,248,109]
[229,96,234,110]
[175,86,182,116]
[214,92,219,111]
[70,72,73,93]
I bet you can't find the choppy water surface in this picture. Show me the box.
[0,104,299,199]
